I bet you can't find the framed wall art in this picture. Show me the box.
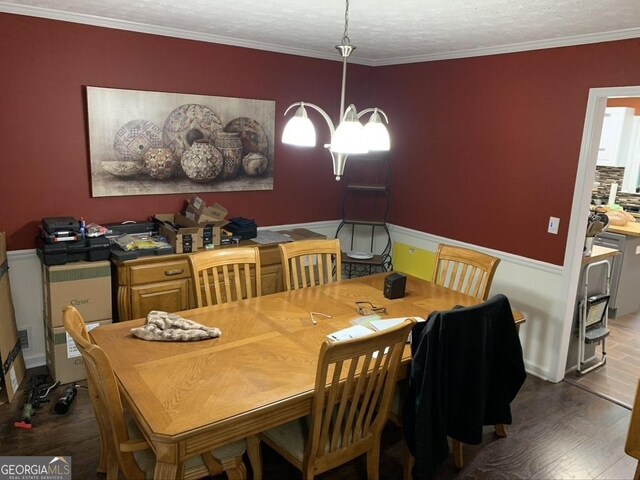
[87,86,275,197]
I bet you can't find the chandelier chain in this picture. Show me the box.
[342,0,351,45]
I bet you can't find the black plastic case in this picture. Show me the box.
[41,217,79,235]
[36,236,111,266]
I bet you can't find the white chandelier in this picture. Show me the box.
[281,0,390,181]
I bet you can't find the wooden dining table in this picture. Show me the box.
[90,272,525,479]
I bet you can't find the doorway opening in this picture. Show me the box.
[563,87,640,409]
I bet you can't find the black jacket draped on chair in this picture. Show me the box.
[403,294,527,479]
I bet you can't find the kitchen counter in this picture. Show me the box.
[593,230,640,318]
[583,245,619,265]
[607,221,640,237]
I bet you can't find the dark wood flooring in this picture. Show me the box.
[0,368,637,479]
[564,309,640,409]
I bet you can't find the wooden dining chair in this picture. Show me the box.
[279,238,342,291]
[432,243,501,300]
[391,245,502,431]
[625,378,640,480]
[432,244,502,468]
[403,295,525,478]
[248,317,416,480]
[62,305,249,480]
[61,305,112,475]
[188,247,261,307]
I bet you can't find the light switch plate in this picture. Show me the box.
[548,217,560,234]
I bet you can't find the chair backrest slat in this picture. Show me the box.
[279,239,342,291]
[432,244,500,301]
[307,318,415,469]
[188,247,262,307]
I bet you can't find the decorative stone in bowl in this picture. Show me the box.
[102,161,144,177]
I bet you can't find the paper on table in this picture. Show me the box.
[349,314,382,327]
[327,325,374,342]
[369,317,412,332]
[370,316,426,345]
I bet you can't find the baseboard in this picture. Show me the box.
[24,353,46,370]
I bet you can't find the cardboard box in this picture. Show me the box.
[45,319,112,385]
[175,214,227,247]
[43,260,112,328]
[156,213,202,253]
[184,197,228,226]
[0,232,26,404]
[157,213,227,251]
[188,194,207,211]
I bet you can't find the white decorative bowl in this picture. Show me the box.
[102,161,143,178]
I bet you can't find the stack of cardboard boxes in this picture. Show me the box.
[156,196,229,253]
[42,260,112,384]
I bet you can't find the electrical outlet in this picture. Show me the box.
[548,217,560,235]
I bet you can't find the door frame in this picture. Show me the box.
[555,86,640,382]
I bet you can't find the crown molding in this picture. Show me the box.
[2,3,640,67]
[370,27,640,66]
[0,4,352,63]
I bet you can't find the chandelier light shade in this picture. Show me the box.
[281,0,390,180]
[363,109,390,151]
[331,104,368,154]
[282,104,316,147]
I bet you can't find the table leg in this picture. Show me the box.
[154,443,180,480]
[154,461,179,480]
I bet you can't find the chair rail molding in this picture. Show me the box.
[389,223,563,381]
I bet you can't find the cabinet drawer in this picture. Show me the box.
[128,259,191,285]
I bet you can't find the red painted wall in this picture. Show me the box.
[374,39,640,265]
[2,12,640,266]
[0,13,360,250]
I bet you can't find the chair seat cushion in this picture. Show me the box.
[261,410,351,463]
[262,416,310,462]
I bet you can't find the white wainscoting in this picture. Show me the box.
[9,220,565,381]
[7,249,45,369]
[390,225,565,382]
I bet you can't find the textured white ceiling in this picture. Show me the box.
[1,0,640,65]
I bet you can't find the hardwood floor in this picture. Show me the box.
[0,368,637,479]
[564,309,640,409]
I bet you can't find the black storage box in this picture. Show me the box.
[384,273,407,299]
[109,243,174,261]
[225,217,257,240]
[36,236,111,266]
[104,221,158,239]
[42,217,80,235]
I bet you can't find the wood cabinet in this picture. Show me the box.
[597,107,635,167]
[112,228,323,321]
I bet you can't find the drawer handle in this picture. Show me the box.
[164,269,184,276]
